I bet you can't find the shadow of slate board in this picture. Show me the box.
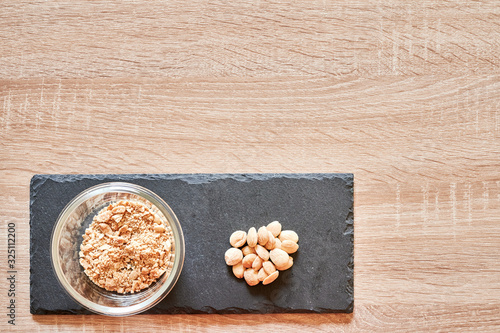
[30,173,354,314]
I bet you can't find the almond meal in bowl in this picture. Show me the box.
[79,201,174,294]
[51,182,185,316]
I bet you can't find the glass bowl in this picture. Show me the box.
[50,182,185,316]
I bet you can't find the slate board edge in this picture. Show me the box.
[30,173,354,315]
[29,182,37,315]
[30,172,354,190]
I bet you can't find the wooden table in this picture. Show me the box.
[1,1,499,331]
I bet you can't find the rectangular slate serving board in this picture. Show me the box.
[30,173,354,314]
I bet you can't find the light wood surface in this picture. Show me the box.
[1,0,499,331]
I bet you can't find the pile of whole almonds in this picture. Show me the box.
[224,221,299,286]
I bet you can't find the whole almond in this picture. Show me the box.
[277,256,293,271]
[264,231,276,250]
[257,226,269,246]
[269,248,288,268]
[232,263,244,279]
[242,253,257,268]
[227,224,298,285]
[242,245,256,256]
[257,267,268,281]
[279,230,299,243]
[225,248,243,266]
[230,230,247,248]
[244,268,259,286]
[252,256,264,271]
[255,244,270,261]
[280,240,299,254]
[274,238,282,249]
[262,261,276,275]
[266,221,282,237]
[263,270,279,285]
[247,227,258,247]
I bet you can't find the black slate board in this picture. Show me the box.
[30,173,354,314]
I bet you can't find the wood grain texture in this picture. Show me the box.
[1,0,499,78]
[1,0,499,332]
